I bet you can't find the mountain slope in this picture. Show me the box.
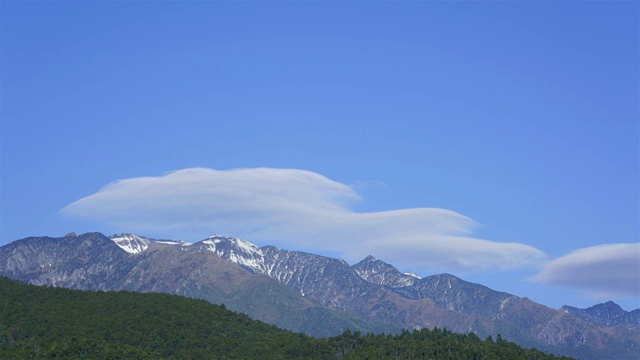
[0,232,638,359]
[0,275,335,359]
[0,233,391,337]
[0,276,572,360]
[180,234,640,360]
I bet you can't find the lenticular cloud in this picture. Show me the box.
[62,167,546,272]
[533,243,640,298]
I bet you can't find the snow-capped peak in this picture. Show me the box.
[110,234,150,254]
[203,235,261,253]
[199,235,265,273]
[110,233,191,254]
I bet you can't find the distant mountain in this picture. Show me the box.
[561,301,640,332]
[1,232,638,360]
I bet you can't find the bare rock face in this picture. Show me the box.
[1,232,639,360]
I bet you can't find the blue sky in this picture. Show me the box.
[2,2,638,311]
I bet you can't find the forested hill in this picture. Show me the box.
[0,277,572,359]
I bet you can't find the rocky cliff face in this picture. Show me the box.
[1,232,638,360]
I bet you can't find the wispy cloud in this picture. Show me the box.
[532,243,640,298]
[61,167,546,273]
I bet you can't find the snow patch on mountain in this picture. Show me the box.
[403,272,422,279]
[110,234,150,254]
[200,235,266,273]
[156,240,191,246]
[110,234,191,254]
[351,255,420,287]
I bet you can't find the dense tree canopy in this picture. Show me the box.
[0,277,572,359]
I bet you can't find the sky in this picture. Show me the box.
[1,1,638,311]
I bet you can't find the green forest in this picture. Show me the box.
[0,276,573,359]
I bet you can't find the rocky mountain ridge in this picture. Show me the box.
[561,301,639,332]
[0,232,392,337]
[1,232,638,360]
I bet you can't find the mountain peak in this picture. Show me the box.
[110,233,150,254]
[198,235,265,273]
[560,300,638,331]
[110,234,190,253]
[586,300,626,317]
[352,255,419,288]
[594,300,623,310]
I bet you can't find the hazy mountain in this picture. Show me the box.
[1,232,638,359]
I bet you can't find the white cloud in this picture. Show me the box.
[62,167,546,273]
[533,243,640,298]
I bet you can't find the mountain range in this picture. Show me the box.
[0,232,638,359]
